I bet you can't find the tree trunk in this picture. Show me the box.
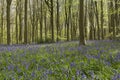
[94,1,100,40]
[1,0,4,44]
[44,9,47,42]
[40,0,43,42]
[51,0,54,42]
[19,0,23,43]
[6,0,12,45]
[24,0,28,44]
[56,0,60,41]
[79,0,86,45]
[16,0,18,44]
[101,0,104,39]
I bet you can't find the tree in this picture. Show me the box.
[6,0,12,45]
[0,0,4,44]
[114,0,119,35]
[64,0,71,41]
[19,0,23,43]
[94,1,100,40]
[79,0,86,45]
[40,0,43,42]
[0,0,119,45]
[45,0,54,42]
[29,0,35,42]
[101,0,104,39]
[50,0,54,42]
[68,0,72,40]
[24,0,28,44]
[15,0,19,44]
[56,0,60,41]
[108,1,116,39]
[44,5,48,42]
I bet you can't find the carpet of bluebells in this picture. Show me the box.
[0,40,120,80]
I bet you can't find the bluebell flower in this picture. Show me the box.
[89,71,94,79]
[78,47,81,51]
[37,66,42,71]
[112,74,120,80]
[31,72,35,77]
[46,70,53,75]
[26,63,30,70]
[12,77,15,80]
[81,73,87,79]
[41,59,46,63]
[76,70,80,76]
[69,47,75,51]
[85,54,92,59]
[114,53,120,62]
[71,76,75,80]
[7,64,14,70]
[105,61,111,66]
[70,62,76,67]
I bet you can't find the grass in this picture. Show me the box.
[0,40,120,80]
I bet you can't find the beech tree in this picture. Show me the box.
[79,0,86,45]
[56,0,60,41]
[6,0,12,45]
[0,0,119,45]
[0,0,4,44]
[24,0,28,44]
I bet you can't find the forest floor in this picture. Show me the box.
[0,40,120,79]
[0,40,97,52]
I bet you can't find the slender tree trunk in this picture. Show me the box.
[108,2,112,37]
[68,0,72,41]
[6,0,12,45]
[19,0,22,43]
[94,1,100,40]
[1,0,4,44]
[24,0,28,44]
[31,1,35,42]
[110,1,116,39]
[16,0,18,44]
[65,0,69,41]
[79,0,86,45]
[40,0,43,42]
[101,0,104,39]
[50,0,54,42]
[89,0,94,40]
[35,0,39,42]
[44,9,47,42]
[84,0,88,40]
[56,0,60,41]
[115,0,119,35]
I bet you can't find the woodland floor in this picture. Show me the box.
[0,40,120,79]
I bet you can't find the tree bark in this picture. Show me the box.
[79,0,86,45]
[1,0,4,44]
[24,0,28,44]
[56,0,60,41]
[101,0,104,39]
[6,0,12,45]
[19,0,23,43]
[15,11,18,44]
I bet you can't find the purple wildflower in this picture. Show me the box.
[76,70,80,76]
[71,76,75,80]
[70,62,76,67]
[31,72,35,77]
[112,73,120,80]
[7,64,14,70]
[89,71,94,79]
[81,73,87,79]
